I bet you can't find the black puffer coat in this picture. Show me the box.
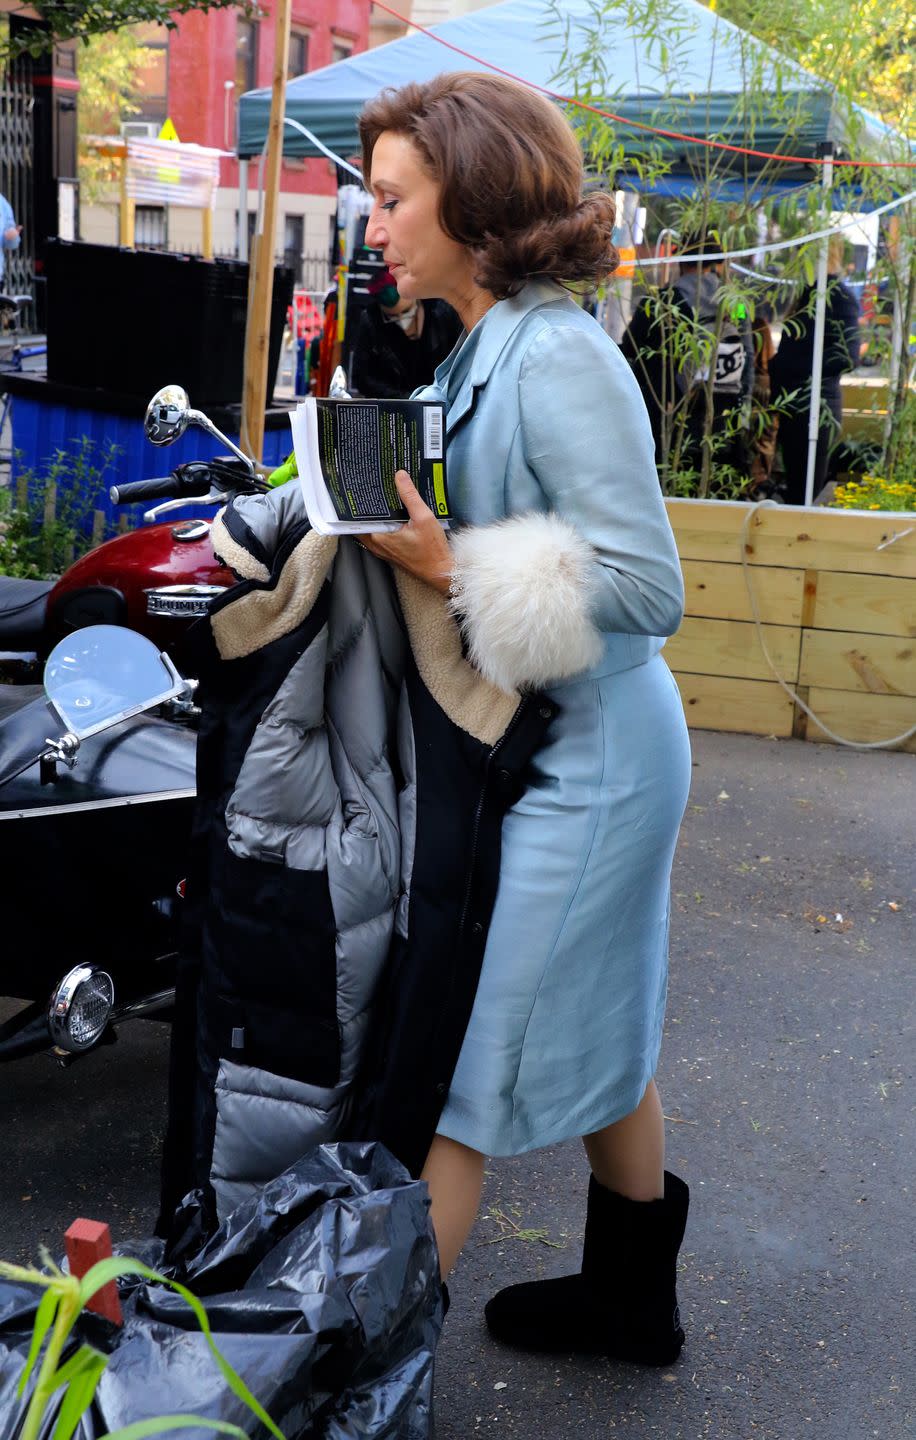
[159,481,553,1226]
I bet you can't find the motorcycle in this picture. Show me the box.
[0,383,306,1064]
[0,383,269,1063]
[0,624,198,1063]
[0,384,268,680]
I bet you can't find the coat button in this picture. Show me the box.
[471,921,484,939]
[497,767,513,788]
[435,1081,448,1097]
[538,705,553,720]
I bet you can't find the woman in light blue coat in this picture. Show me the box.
[359,72,692,1367]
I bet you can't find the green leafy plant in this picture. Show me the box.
[546,0,916,497]
[829,475,916,510]
[831,389,916,501]
[0,439,124,579]
[881,387,916,486]
[0,1249,287,1440]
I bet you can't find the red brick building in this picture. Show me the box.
[81,1,369,283]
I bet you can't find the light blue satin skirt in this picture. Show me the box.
[436,654,691,1156]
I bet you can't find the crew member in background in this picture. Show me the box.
[0,193,22,288]
[621,231,754,479]
[350,268,462,399]
[769,239,861,504]
[748,300,779,493]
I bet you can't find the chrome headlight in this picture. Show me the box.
[48,965,115,1052]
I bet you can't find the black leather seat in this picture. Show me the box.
[0,577,53,648]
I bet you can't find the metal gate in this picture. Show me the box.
[0,24,34,302]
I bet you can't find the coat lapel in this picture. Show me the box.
[444,280,571,439]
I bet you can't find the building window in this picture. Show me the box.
[330,35,353,65]
[135,205,167,250]
[132,22,169,122]
[236,209,258,255]
[236,18,258,97]
[284,214,304,284]
[288,30,310,78]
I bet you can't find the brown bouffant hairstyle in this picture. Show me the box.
[358,72,618,300]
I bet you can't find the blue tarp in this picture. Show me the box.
[237,0,910,171]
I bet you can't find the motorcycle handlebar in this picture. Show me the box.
[110,473,213,505]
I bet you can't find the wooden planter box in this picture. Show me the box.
[664,499,916,752]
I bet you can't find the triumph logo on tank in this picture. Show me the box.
[145,585,225,617]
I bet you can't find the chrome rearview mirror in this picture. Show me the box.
[144,383,257,473]
[145,384,191,446]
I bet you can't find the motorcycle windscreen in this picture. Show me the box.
[0,692,59,788]
[44,625,186,740]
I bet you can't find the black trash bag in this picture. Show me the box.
[0,1142,443,1440]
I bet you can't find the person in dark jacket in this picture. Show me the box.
[769,241,861,504]
[749,300,779,492]
[350,268,462,398]
[620,232,754,477]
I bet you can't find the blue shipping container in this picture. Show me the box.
[10,391,293,532]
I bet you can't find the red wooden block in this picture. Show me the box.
[65,1219,123,1327]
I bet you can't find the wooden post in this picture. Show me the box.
[65,1219,123,1326]
[41,479,56,575]
[241,0,292,461]
[119,155,135,249]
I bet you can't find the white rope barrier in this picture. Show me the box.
[635,188,916,268]
[741,503,916,751]
[282,118,365,182]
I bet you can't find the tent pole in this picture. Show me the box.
[238,158,249,261]
[241,0,292,462]
[804,142,834,507]
[883,213,912,449]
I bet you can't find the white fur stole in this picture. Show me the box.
[448,512,605,693]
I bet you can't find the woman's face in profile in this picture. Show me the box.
[366,131,475,306]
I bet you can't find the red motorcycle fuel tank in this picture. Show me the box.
[47,517,236,655]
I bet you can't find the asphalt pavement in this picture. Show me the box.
[1,728,913,1439]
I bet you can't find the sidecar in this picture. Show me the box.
[0,645,197,1063]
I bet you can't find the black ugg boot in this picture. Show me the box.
[484,1171,689,1364]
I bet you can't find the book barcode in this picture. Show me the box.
[423,406,444,459]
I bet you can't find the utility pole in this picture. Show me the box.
[241,0,291,462]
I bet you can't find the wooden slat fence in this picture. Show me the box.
[664,499,916,752]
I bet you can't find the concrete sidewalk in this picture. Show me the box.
[436,731,914,1439]
[1,729,913,1438]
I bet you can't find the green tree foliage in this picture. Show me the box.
[77,28,145,202]
[78,28,144,137]
[712,0,915,134]
[1,2,257,63]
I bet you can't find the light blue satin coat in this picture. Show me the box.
[419,280,692,1155]
[416,278,685,672]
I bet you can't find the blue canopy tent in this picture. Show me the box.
[236,0,907,175]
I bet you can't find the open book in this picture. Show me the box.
[289,396,449,536]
